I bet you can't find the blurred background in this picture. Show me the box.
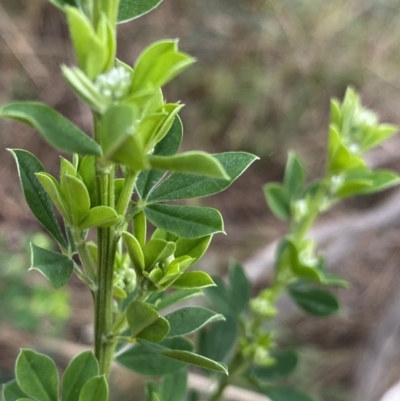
[2,0,400,400]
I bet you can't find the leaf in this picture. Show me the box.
[147,152,258,201]
[139,339,228,374]
[137,115,183,199]
[283,152,305,199]
[161,369,187,401]
[9,149,67,249]
[165,307,224,337]
[62,351,99,401]
[174,236,212,267]
[154,289,203,310]
[78,376,108,401]
[122,231,145,272]
[2,380,28,401]
[117,337,193,376]
[249,350,298,381]
[78,206,120,229]
[198,317,237,363]
[148,152,229,180]
[142,239,176,270]
[288,284,339,317]
[144,204,224,238]
[203,276,234,317]
[30,244,74,289]
[172,271,215,289]
[118,0,164,23]
[262,386,315,401]
[229,260,251,315]
[16,349,58,401]
[62,175,91,225]
[126,300,170,342]
[1,103,102,155]
[264,183,290,220]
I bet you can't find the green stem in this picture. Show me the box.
[73,229,97,283]
[116,169,138,217]
[94,167,117,377]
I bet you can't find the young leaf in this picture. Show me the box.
[264,183,290,220]
[165,307,224,337]
[142,239,176,270]
[139,339,228,374]
[283,152,305,199]
[126,300,170,342]
[137,116,183,199]
[78,376,108,401]
[148,152,229,180]
[147,152,258,201]
[229,260,251,315]
[288,284,339,317]
[249,350,298,381]
[122,231,145,272]
[172,271,215,289]
[161,369,187,401]
[78,206,120,229]
[16,349,58,401]
[62,175,91,225]
[117,337,193,376]
[144,204,224,238]
[9,149,67,249]
[118,0,163,23]
[2,380,28,401]
[1,103,102,155]
[62,351,99,401]
[174,236,212,266]
[30,244,74,289]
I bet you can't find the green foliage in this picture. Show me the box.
[118,0,163,23]
[30,243,74,289]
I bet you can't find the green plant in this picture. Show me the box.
[0,1,399,401]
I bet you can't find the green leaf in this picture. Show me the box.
[117,337,193,376]
[165,307,224,337]
[16,398,34,401]
[148,152,229,180]
[62,351,99,401]
[147,152,258,201]
[78,376,108,401]
[174,236,211,266]
[30,244,74,289]
[62,175,91,225]
[131,40,195,92]
[36,172,70,222]
[2,380,28,401]
[9,150,67,249]
[142,239,176,270]
[139,339,228,374]
[198,317,237,363]
[229,260,251,315]
[1,103,102,155]
[262,387,315,401]
[343,170,400,195]
[78,206,120,229]
[16,349,58,401]
[122,231,145,272]
[161,369,187,401]
[288,284,339,317]
[264,183,290,220]
[283,152,305,199]
[172,271,215,289]
[98,105,135,157]
[118,0,163,23]
[249,350,298,381]
[137,115,183,199]
[126,300,170,342]
[154,289,203,310]
[144,204,224,238]
[203,276,234,317]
